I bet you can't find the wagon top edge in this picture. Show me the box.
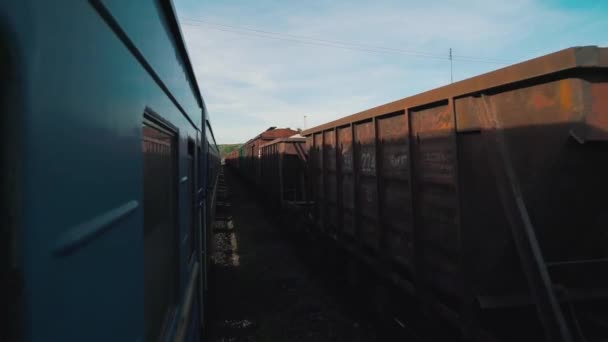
[242,128,300,146]
[260,137,307,148]
[302,45,608,136]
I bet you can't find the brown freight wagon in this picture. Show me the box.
[260,136,309,207]
[224,150,239,168]
[239,127,298,184]
[302,46,608,342]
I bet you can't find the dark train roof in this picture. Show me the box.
[260,136,306,148]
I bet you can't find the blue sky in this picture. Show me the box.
[175,0,608,144]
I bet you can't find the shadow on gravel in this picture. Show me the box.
[206,169,383,342]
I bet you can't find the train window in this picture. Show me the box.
[187,138,196,262]
[142,118,178,341]
[208,144,213,189]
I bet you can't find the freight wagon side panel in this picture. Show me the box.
[261,146,269,196]
[313,133,325,229]
[260,146,269,196]
[337,126,356,237]
[484,78,607,263]
[376,112,414,274]
[274,144,282,202]
[272,144,283,201]
[455,96,526,303]
[281,141,307,203]
[324,130,338,235]
[254,140,262,185]
[283,154,301,202]
[274,145,281,201]
[269,145,277,199]
[300,47,608,341]
[354,121,379,251]
[306,136,314,213]
[410,101,462,307]
[246,141,255,181]
[456,76,608,300]
[238,145,245,172]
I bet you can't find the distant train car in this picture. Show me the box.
[238,144,247,170]
[230,127,298,184]
[1,1,219,342]
[259,136,309,208]
[224,150,238,168]
[302,46,608,342]
[225,149,240,168]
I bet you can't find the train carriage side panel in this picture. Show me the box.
[1,1,210,341]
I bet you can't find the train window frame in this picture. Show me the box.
[187,137,197,266]
[142,109,180,342]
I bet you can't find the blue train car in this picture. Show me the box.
[0,1,219,341]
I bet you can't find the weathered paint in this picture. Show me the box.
[303,46,608,136]
[337,126,355,237]
[302,46,608,341]
[1,1,219,341]
[259,137,308,206]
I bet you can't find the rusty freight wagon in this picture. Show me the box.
[224,150,239,168]
[301,46,608,342]
[237,127,298,184]
[260,136,309,207]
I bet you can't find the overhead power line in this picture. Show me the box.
[181,17,516,65]
[184,23,446,60]
[183,18,443,59]
[449,48,454,83]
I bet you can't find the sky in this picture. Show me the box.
[175,0,608,144]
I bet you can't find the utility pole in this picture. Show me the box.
[303,115,307,130]
[449,48,453,84]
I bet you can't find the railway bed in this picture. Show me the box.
[206,167,446,342]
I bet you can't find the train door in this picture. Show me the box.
[410,101,462,311]
[142,118,179,341]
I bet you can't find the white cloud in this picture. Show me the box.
[177,0,607,144]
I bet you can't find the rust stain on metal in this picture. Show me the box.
[337,125,355,236]
[298,45,608,341]
[532,93,555,110]
[585,82,608,141]
[376,113,414,269]
[559,80,574,111]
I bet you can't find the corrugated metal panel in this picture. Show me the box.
[323,130,338,233]
[259,139,308,205]
[313,133,324,228]
[377,112,413,271]
[354,121,378,250]
[411,101,461,305]
[337,126,355,237]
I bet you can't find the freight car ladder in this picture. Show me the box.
[478,96,606,342]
